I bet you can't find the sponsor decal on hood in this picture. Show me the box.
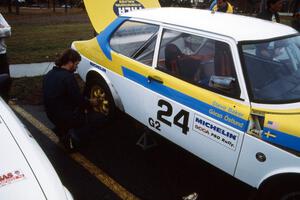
[0,170,25,188]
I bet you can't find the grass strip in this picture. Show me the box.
[7,22,94,64]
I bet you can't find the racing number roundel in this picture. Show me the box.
[113,0,145,16]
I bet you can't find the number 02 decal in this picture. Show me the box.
[157,99,190,134]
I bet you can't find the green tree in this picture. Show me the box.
[159,0,192,7]
[7,0,12,13]
[178,0,192,7]
[159,0,175,6]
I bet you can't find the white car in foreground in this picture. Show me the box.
[0,76,72,199]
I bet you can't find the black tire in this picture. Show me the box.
[86,77,116,120]
[258,175,300,200]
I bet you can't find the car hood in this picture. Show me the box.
[0,99,70,200]
[0,113,46,199]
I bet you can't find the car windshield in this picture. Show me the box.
[241,35,300,103]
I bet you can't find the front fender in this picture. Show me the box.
[258,168,300,189]
[235,134,300,188]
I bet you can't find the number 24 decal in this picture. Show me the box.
[157,99,190,134]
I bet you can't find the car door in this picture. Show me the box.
[143,28,251,175]
[108,20,160,125]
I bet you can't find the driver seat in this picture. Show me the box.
[165,43,182,75]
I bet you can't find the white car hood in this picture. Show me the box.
[0,99,70,200]
[0,114,46,199]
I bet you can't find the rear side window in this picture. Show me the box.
[157,29,240,98]
[110,21,159,59]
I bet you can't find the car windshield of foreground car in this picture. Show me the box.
[241,35,300,103]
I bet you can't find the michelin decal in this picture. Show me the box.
[193,114,239,150]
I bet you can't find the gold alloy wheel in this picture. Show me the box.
[90,85,109,115]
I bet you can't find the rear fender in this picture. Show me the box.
[86,69,124,112]
[72,43,124,111]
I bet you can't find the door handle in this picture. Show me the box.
[148,75,163,84]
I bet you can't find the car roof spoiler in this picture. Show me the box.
[84,0,161,33]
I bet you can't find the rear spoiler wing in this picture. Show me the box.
[84,0,161,33]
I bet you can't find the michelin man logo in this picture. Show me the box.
[113,0,145,16]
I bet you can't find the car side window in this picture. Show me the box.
[110,21,159,65]
[157,29,240,97]
[133,35,157,66]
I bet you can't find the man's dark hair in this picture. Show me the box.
[55,48,81,67]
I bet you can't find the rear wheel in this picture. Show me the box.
[86,77,116,120]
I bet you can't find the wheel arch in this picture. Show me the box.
[257,172,300,199]
[86,69,124,112]
[258,171,300,191]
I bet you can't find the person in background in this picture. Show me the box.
[260,0,268,12]
[0,14,11,101]
[257,0,283,22]
[212,0,234,13]
[43,49,105,151]
[292,0,300,32]
[209,0,217,10]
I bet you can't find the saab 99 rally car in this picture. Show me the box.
[0,75,73,200]
[72,0,300,199]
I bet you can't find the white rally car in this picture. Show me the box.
[73,1,300,199]
[0,80,73,199]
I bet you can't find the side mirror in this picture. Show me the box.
[209,75,235,91]
[0,74,10,98]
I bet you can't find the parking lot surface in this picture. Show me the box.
[14,104,256,200]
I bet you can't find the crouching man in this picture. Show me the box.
[43,49,105,151]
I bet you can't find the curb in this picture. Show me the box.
[10,62,54,78]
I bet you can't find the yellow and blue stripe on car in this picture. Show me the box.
[262,115,300,153]
[122,66,248,132]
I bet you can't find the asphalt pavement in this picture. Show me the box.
[13,104,256,200]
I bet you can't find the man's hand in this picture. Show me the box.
[89,98,99,106]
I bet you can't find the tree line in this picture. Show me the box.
[3,0,196,15]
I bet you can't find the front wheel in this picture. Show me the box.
[258,176,300,200]
[86,77,116,120]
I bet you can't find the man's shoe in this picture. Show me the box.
[182,193,198,200]
[61,130,80,153]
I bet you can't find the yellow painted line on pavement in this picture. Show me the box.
[10,104,140,200]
